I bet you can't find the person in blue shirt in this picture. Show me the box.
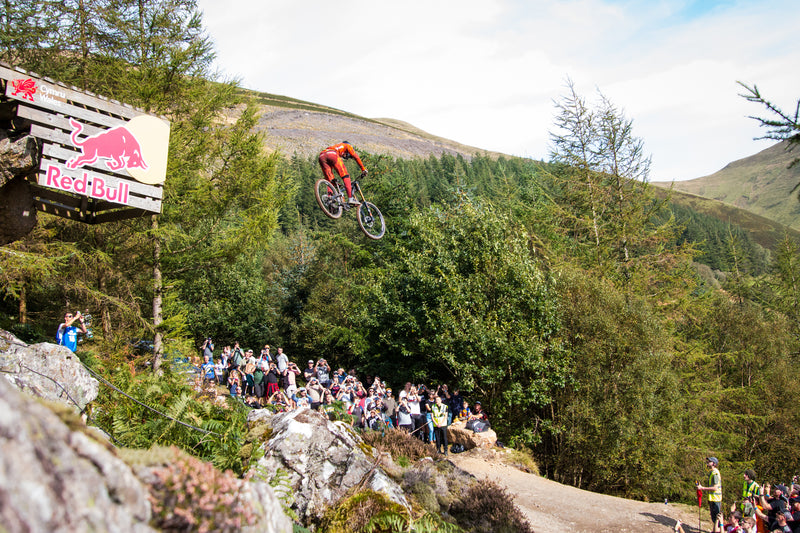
[56,311,87,352]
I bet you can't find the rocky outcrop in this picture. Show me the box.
[0,130,38,245]
[248,408,410,521]
[0,375,155,533]
[0,329,99,411]
[448,420,497,450]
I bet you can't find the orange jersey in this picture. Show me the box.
[320,143,366,172]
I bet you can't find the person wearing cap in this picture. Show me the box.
[382,388,397,428]
[468,401,488,421]
[758,482,790,532]
[697,457,723,533]
[303,360,316,382]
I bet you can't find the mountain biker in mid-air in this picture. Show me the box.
[318,141,367,206]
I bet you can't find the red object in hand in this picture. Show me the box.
[697,488,703,508]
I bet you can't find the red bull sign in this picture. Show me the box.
[2,63,169,219]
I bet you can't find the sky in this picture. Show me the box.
[197,0,799,182]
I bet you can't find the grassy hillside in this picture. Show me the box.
[656,186,800,251]
[240,88,508,161]
[653,140,800,230]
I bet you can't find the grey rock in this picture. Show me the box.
[0,376,155,533]
[249,407,409,521]
[0,330,99,411]
[0,131,37,186]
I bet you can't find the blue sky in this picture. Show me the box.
[197,0,799,182]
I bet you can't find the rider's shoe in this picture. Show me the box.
[348,196,361,206]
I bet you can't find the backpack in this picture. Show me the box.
[450,443,465,454]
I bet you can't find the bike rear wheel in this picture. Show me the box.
[314,178,343,219]
[357,201,385,240]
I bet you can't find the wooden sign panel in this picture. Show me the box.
[0,62,170,223]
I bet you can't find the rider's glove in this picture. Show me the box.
[360,170,368,178]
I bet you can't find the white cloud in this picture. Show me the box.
[199,0,800,181]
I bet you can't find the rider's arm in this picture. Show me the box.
[344,144,366,172]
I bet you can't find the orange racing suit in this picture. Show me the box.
[318,142,366,199]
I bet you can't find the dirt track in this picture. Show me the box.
[449,450,709,533]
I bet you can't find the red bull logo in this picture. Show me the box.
[67,118,149,171]
[44,164,130,204]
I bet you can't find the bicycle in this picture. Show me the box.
[314,173,386,240]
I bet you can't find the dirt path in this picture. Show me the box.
[448,450,708,533]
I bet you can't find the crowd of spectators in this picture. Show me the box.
[195,339,490,453]
[676,472,800,533]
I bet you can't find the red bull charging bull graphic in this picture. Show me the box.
[66,118,149,171]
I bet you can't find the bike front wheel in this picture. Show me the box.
[357,201,385,240]
[314,178,343,219]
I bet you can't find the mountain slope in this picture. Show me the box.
[653,140,800,230]
[243,90,507,160]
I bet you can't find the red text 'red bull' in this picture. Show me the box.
[45,164,130,204]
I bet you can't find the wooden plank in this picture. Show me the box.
[41,144,163,199]
[92,208,151,224]
[1,62,142,120]
[37,159,162,213]
[17,100,126,132]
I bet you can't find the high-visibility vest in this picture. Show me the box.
[709,468,722,502]
[431,403,448,427]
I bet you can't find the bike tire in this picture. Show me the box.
[357,201,385,240]
[314,178,343,219]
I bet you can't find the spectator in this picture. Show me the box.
[201,355,216,383]
[228,371,241,397]
[315,358,332,387]
[741,469,761,517]
[431,395,449,455]
[447,387,463,425]
[56,311,88,352]
[294,387,310,408]
[265,362,281,399]
[382,388,397,427]
[397,397,413,432]
[758,483,789,532]
[366,408,383,431]
[697,457,723,533]
[230,342,244,372]
[306,378,324,409]
[457,399,471,421]
[252,361,265,406]
[283,361,301,397]
[276,347,288,373]
[201,337,214,363]
[303,360,316,382]
[469,401,487,421]
[406,386,423,440]
[260,344,272,364]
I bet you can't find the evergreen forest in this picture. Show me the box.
[2,0,799,507]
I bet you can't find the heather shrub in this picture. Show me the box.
[361,428,438,463]
[448,480,533,533]
[147,446,258,532]
[318,489,404,533]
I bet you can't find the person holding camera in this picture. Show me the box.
[201,337,214,363]
[56,311,88,352]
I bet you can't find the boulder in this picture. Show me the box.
[0,131,37,187]
[0,375,155,533]
[0,329,99,411]
[447,420,497,450]
[248,408,410,521]
[0,131,38,244]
